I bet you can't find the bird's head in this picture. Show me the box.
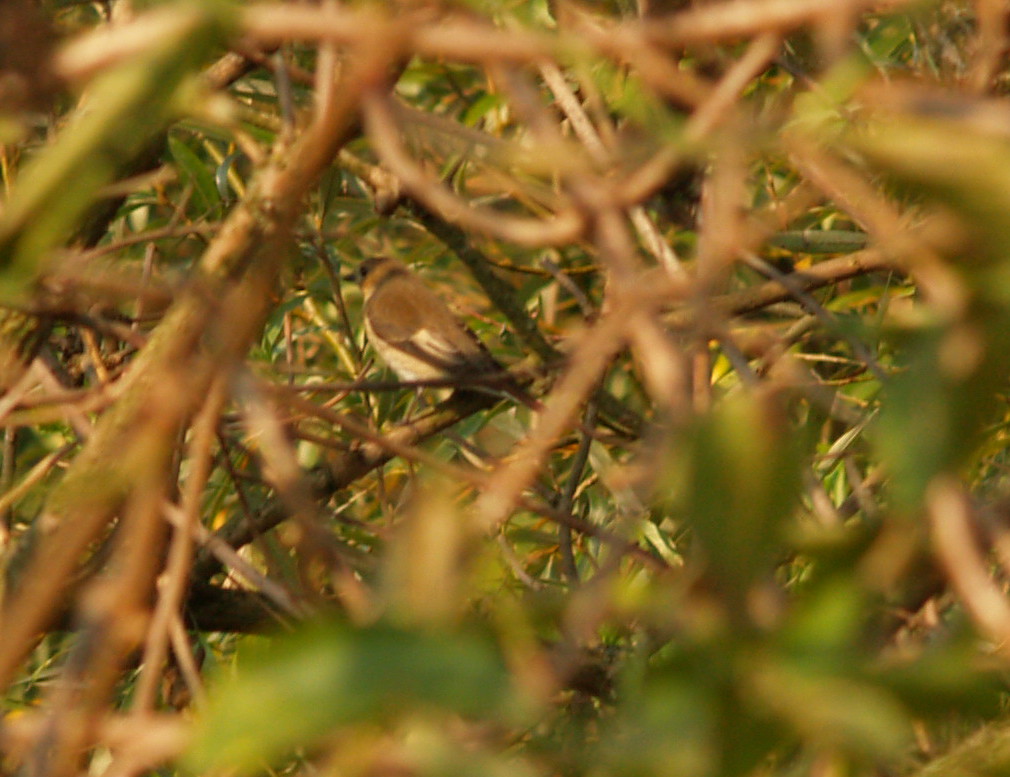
[348,256,410,298]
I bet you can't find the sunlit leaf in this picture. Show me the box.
[658,392,805,608]
[168,135,221,217]
[187,620,514,773]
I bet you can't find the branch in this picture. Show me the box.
[666,247,895,329]
[0,26,399,692]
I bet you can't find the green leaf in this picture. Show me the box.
[462,92,504,127]
[186,620,513,773]
[747,658,911,761]
[876,638,1006,721]
[853,115,1010,268]
[851,115,1010,505]
[0,1,232,299]
[659,392,805,608]
[168,135,221,216]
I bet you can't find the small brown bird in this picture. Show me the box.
[352,256,538,407]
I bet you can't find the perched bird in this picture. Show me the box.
[351,256,538,408]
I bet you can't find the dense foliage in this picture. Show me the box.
[3,1,1010,776]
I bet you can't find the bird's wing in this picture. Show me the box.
[366,281,535,404]
[411,326,469,363]
[366,288,482,373]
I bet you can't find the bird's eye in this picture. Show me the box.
[352,261,375,283]
[340,264,364,284]
[355,258,390,283]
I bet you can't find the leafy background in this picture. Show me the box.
[2,1,1010,776]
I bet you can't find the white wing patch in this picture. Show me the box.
[412,327,464,363]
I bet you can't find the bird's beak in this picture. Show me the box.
[341,268,357,283]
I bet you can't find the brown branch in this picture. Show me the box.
[641,0,912,46]
[363,92,585,247]
[189,390,497,584]
[0,25,399,693]
[666,247,896,329]
[474,300,634,531]
[927,477,1010,657]
[190,383,665,590]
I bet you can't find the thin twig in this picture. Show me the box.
[557,401,598,584]
[132,375,227,712]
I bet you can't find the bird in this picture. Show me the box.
[350,256,539,408]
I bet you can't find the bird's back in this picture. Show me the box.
[365,272,502,380]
